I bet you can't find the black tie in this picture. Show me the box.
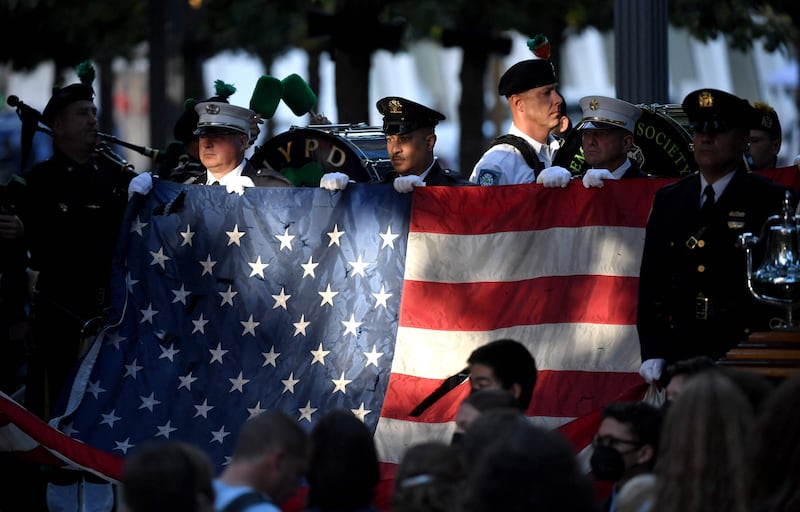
[701,184,715,216]
[209,181,221,186]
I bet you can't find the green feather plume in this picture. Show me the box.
[76,60,96,86]
[213,80,236,100]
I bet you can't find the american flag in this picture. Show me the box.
[52,181,411,473]
[5,168,798,510]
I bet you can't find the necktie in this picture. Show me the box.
[701,184,715,216]
[209,181,221,186]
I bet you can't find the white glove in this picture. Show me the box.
[393,174,426,193]
[319,172,350,191]
[225,175,255,196]
[128,172,153,198]
[535,166,571,188]
[639,358,666,384]
[582,168,615,189]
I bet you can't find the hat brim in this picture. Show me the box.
[194,125,247,136]
[383,122,417,135]
[576,120,622,131]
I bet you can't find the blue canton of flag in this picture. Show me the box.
[52,181,412,471]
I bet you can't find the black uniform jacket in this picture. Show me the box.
[186,161,293,187]
[22,149,135,317]
[637,167,791,364]
[383,161,474,186]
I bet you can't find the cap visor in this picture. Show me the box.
[194,126,244,136]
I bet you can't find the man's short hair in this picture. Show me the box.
[601,401,664,464]
[467,338,538,410]
[232,410,307,461]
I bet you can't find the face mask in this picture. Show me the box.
[590,445,626,482]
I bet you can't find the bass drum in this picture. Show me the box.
[553,103,698,178]
[250,125,392,186]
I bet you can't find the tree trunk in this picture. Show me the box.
[335,49,372,125]
[458,46,490,173]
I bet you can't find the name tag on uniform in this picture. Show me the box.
[728,210,745,229]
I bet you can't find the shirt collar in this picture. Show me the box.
[207,160,246,185]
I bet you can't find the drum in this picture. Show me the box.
[553,103,698,178]
[250,125,392,186]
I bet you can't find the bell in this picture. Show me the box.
[740,191,800,329]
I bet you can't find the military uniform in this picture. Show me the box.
[637,89,791,366]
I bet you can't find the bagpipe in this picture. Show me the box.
[6,94,147,174]
[7,72,393,186]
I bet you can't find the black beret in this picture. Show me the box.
[681,88,755,133]
[498,59,557,96]
[751,102,781,140]
[376,96,445,135]
[41,83,94,127]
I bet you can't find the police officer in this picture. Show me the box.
[637,88,791,385]
[469,57,571,188]
[575,96,647,188]
[22,76,136,419]
[319,96,472,192]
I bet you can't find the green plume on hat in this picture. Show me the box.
[76,60,96,86]
[184,98,198,111]
[527,34,551,60]
[213,80,236,100]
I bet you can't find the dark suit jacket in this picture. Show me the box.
[383,161,474,186]
[187,161,293,187]
[637,167,791,364]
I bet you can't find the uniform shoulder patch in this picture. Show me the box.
[477,168,501,186]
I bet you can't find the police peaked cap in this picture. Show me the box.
[682,88,756,133]
[41,83,95,127]
[376,96,446,135]
[498,59,557,96]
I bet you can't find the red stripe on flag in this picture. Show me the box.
[380,370,644,422]
[0,393,123,481]
[399,275,639,330]
[410,180,671,234]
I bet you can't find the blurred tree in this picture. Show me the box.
[0,0,145,136]
[0,0,797,165]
